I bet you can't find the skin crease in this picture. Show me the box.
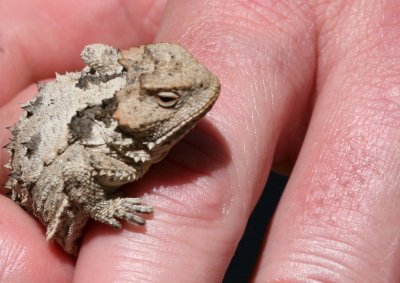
[0,0,400,282]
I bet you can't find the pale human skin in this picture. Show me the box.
[0,0,399,282]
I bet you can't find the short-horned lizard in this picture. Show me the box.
[3,43,220,255]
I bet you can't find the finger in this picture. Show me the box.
[0,0,166,106]
[0,1,165,279]
[255,1,400,281]
[73,0,316,282]
[0,195,75,282]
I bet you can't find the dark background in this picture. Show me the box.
[223,172,288,282]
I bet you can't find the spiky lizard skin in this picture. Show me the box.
[4,43,220,255]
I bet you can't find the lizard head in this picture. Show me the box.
[113,43,220,150]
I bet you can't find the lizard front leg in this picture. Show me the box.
[62,153,153,229]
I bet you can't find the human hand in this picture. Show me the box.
[1,1,400,282]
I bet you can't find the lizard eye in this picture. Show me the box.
[156,91,180,108]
